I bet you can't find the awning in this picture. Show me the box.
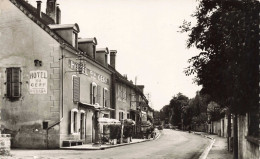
[123,119,136,126]
[141,120,152,127]
[99,107,115,111]
[78,102,95,109]
[98,118,121,125]
[79,102,115,111]
[130,109,139,113]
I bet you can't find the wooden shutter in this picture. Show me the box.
[103,88,105,107]
[6,68,20,98]
[70,110,73,134]
[90,84,93,104]
[106,90,110,107]
[73,76,80,102]
[6,68,12,97]
[12,68,20,97]
[96,85,101,104]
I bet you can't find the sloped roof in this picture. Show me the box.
[96,47,109,54]
[49,23,80,32]
[78,38,97,45]
[13,0,54,25]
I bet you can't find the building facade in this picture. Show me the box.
[0,0,153,149]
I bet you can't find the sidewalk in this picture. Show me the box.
[60,130,161,150]
[192,132,233,159]
[61,130,161,150]
[206,134,233,159]
[60,138,150,150]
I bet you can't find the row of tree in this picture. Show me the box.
[159,92,224,131]
[179,1,259,158]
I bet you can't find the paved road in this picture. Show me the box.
[8,129,210,159]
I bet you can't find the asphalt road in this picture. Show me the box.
[8,129,210,159]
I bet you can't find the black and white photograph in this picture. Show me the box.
[0,0,259,159]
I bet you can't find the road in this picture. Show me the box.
[8,129,210,159]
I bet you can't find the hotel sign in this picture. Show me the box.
[69,60,109,85]
[29,70,47,94]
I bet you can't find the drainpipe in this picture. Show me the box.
[46,43,65,149]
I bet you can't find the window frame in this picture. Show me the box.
[91,82,97,104]
[72,75,80,103]
[6,67,21,98]
[103,87,108,107]
[70,108,78,134]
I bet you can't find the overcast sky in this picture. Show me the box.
[29,0,201,110]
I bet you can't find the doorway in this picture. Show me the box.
[80,113,85,140]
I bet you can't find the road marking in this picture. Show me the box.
[199,138,215,159]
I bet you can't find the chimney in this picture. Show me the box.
[110,50,117,69]
[36,1,42,18]
[46,0,57,23]
[137,85,144,93]
[56,4,61,24]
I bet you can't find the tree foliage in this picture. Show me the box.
[169,93,189,128]
[181,0,259,114]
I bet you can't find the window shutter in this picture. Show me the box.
[74,111,77,133]
[6,68,21,98]
[103,88,105,107]
[70,110,73,134]
[90,84,93,104]
[12,68,20,97]
[106,90,110,107]
[6,68,12,97]
[96,85,101,104]
[73,76,80,102]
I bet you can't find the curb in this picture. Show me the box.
[60,134,161,150]
[191,131,216,159]
[199,138,215,159]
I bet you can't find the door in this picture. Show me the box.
[92,115,95,142]
[80,113,84,139]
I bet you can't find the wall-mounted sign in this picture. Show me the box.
[69,60,109,85]
[29,70,47,94]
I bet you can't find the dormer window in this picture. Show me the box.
[72,31,78,48]
[48,23,80,49]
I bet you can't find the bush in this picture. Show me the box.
[109,125,121,139]
[123,125,133,138]
[158,125,163,130]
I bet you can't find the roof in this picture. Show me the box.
[96,48,109,54]
[108,65,149,103]
[10,0,113,74]
[78,38,97,45]
[48,23,80,32]
[13,0,54,25]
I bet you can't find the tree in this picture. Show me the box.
[181,1,259,158]
[169,93,189,129]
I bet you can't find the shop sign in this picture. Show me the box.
[29,70,47,94]
[69,60,109,85]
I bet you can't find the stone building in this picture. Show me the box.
[108,52,153,135]
[0,0,113,148]
[0,0,154,149]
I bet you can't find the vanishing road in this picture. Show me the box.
[8,129,211,159]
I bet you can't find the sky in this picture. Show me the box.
[29,0,202,110]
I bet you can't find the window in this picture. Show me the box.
[73,76,80,102]
[70,108,78,134]
[103,88,110,107]
[119,112,124,121]
[6,67,21,98]
[91,82,97,104]
[72,31,78,48]
[127,113,130,119]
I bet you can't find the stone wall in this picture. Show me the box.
[238,115,259,159]
[0,134,11,156]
